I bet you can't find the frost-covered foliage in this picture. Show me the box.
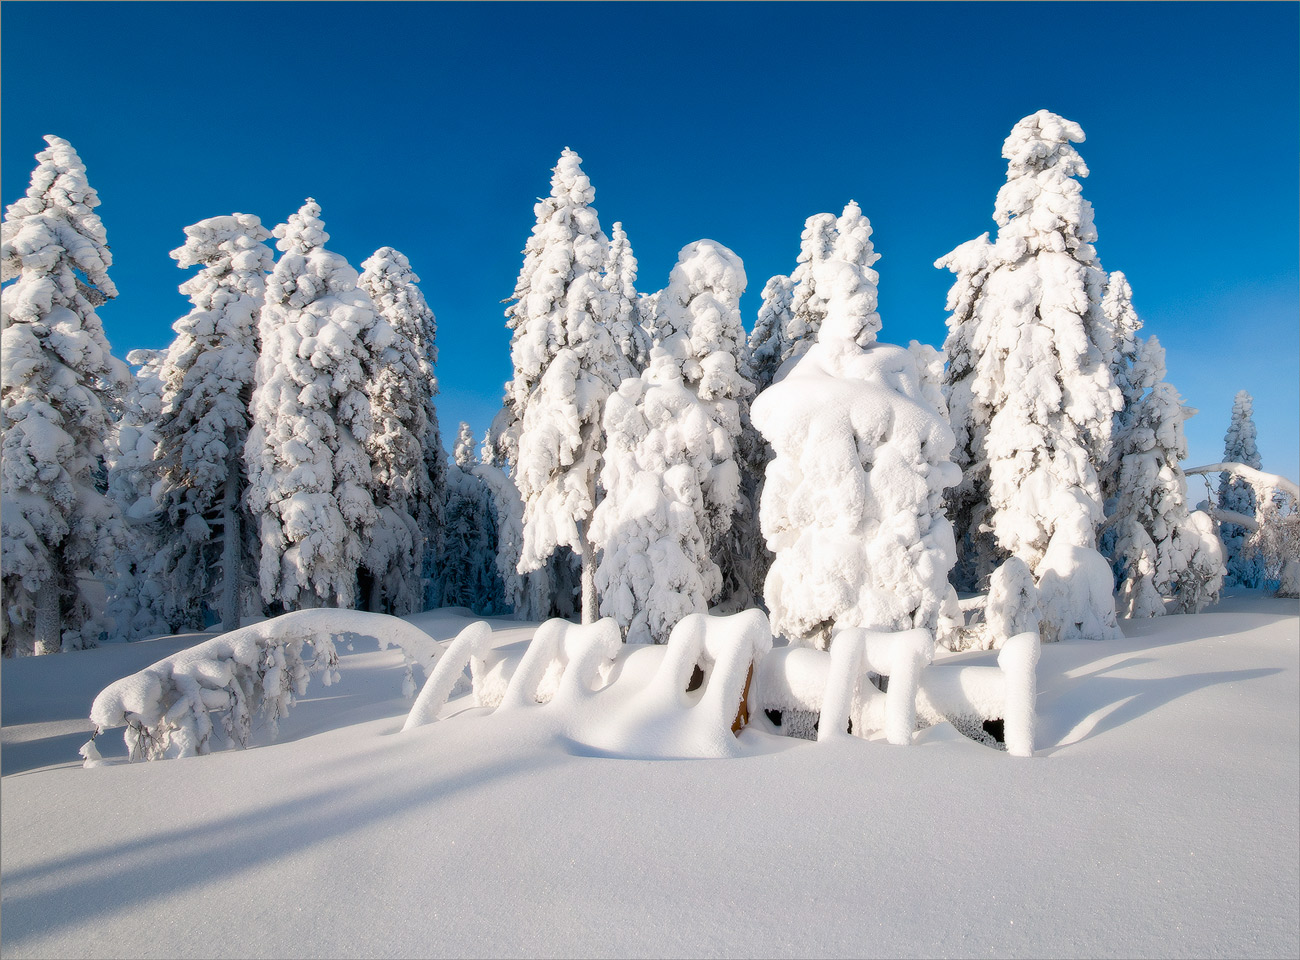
[603,222,650,373]
[83,610,436,762]
[358,247,444,614]
[591,240,751,643]
[439,423,507,615]
[754,208,959,648]
[1243,492,1300,598]
[745,274,796,393]
[1,135,129,656]
[1108,337,1214,615]
[785,212,839,364]
[245,200,389,609]
[503,149,626,622]
[153,214,272,632]
[937,110,1121,637]
[106,349,187,640]
[1218,390,1265,587]
[473,454,548,620]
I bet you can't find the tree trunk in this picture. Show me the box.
[578,526,598,625]
[219,456,242,632]
[34,577,61,656]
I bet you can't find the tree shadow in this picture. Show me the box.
[1037,657,1282,753]
[0,742,559,951]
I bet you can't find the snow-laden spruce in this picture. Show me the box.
[105,349,186,640]
[590,240,751,643]
[1217,390,1264,587]
[502,149,627,623]
[1107,336,1221,615]
[754,205,959,648]
[937,110,1122,638]
[745,274,796,393]
[244,200,390,610]
[603,222,651,374]
[439,423,508,615]
[152,213,272,633]
[785,212,839,364]
[358,246,444,614]
[1,136,129,656]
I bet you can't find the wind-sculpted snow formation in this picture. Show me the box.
[83,610,439,762]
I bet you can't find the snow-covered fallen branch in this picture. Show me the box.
[83,610,438,764]
[1185,462,1300,502]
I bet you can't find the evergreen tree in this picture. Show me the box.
[1218,390,1265,587]
[1109,337,1209,615]
[358,247,443,614]
[153,213,272,631]
[603,222,650,375]
[244,200,389,609]
[439,423,507,614]
[744,274,796,394]
[503,149,623,623]
[590,240,751,643]
[1,136,128,655]
[106,349,188,639]
[937,110,1122,639]
[755,209,959,647]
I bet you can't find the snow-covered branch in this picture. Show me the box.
[1185,463,1299,502]
[83,610,438,763]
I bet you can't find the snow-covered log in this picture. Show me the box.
[402,621,493,731]
[83,610,437,763]
[914,631,1041,757]
[497,618,622,709]
[819,627,934,746]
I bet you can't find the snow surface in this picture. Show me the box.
[2,595,1298,958]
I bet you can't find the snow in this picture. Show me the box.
[3,594,1296,958]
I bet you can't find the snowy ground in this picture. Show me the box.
[2,594,1297,959]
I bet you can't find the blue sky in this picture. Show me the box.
[3,1,1297,481]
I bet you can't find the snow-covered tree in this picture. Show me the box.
[1,136,129,655]
[358,246,444,615]
[105,349,188,640]
[745,274,796,394]
[438,423,507,615]
[1108,337,1212,615]
[503,148,625,623]
[590,240,751,643]
[244,200,389,610]
[784,213,838,364]
[1217,390,1264,587]
[937,110,1122,639]
[755,207,959,647]
[603,222,650,374]
[152,213,272,632]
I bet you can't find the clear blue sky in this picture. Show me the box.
[4,1,1297,482]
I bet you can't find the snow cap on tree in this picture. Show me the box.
[2,135,128,655]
